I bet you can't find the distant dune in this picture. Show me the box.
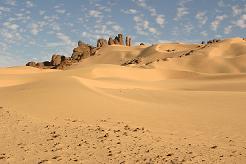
[0,38,246,163]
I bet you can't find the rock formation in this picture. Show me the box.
[118,34,124,45]
[97,39,107,47]
[26,33,132,69]
[114,36,119,44]
[207,39,220,44]
[108,37,114,45]
[140,43,145,46]
[71,44,91,61]
[26,61,37,67]
[51,54,66,66]
[126,36,131,46]
[78,40,85,46]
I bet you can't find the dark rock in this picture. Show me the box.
[97,39,107,47]
[122,57,142,66]
[108,37,114,45]
[26,61,36,67]
[140,43,145,46]
[207,39,220,44]
[43,61,52,66]
[201,41,205,44]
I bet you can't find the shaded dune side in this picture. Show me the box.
[152,38,246,74]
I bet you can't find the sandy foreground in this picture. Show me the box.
[0,38,246,163]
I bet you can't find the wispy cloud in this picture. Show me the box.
[174,0,192,21]
[132,0,166,28]
[211,15,227,31]
[224,25,232,34]
[233,14,246,29]
[195,11,208,26]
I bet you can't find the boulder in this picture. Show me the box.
[56,57,73,69]
[35,61,52,68]
[51,54,66,66]
[97,39,107,47]
[140,43,145,46]
[26,61,36,67]
[36,62,44,68]
[108,37,114,45]
[43,61,52,66]
[71,44,91,61]
[207,39,220,44]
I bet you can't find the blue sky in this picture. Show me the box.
[0,0,245,67]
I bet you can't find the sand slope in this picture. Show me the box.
[0,38,246,163]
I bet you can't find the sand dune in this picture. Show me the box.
[0,38,246,163]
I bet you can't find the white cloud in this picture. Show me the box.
[30,23,39,35]
[232,5,242,16]
[233,14,246,29]
[224,25,232,34]
[121,9,137,14]
[174,0,192,21]
[39,10,45,16]
[155,15,165,28]
[133,15,159,36]
[26,1,34,8]
[89,10,102,18]
[56,32,75,46]
[0,6,11,14]
[211,15,227,31]
[201,31,208,36]
[3,21,19,30]
[56,9,66,14]
[175,7,188,20]
[184,23,193,33]
[196,11,208,26]
[112,25,121,32]
[0,28,22,43]
[132,0,166,28]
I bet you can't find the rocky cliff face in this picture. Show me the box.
[26,33,132,69]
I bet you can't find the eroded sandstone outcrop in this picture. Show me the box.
[26,33,132,69]
[51,54,66,66]
[126,36,131,46]
[108,37,114,45]
[97,39,108,48]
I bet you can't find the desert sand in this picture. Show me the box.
[0,38,246,163]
